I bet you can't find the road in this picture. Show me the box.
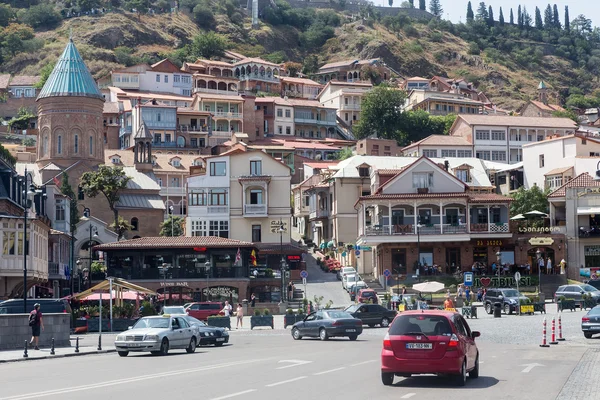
[303,252,351,308]
[0,328,592,400]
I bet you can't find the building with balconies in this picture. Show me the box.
[110,59,193,96]
[193,94,245,146]
[313,58,391,84]
[401,135,474,158]
[289,99,339,139]
[280,77,322,100]
[318,81,372,129]
[403,90,486,115]
[232,57,282,94]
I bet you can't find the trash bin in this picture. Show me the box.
[493,302,502,318]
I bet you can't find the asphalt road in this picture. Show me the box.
[0,328,591,400]
[303,252,351,308]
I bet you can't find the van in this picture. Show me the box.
[0,299,72,315]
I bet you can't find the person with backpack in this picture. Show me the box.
[29,303,44,350]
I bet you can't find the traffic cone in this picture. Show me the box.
[557,314,566,341]
[539,317,549,347]
[550,317,559,345]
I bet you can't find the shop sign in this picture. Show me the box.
[287,255,301,261]
[584,246,600,256]
[361,246,372,251]
[518,227,561,233]
[472,240,504,247]
[578,188,600,197]
[270,220,288,233]
[160,281,189,287]
[474,276,536,288]
[202,286,238,296]
[528,237,554,246]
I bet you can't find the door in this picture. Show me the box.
[355,305,371,324]
[177,317,192,348]
[567,286,583,301]
[454,316,477,369]
[301,313,317,336]
[170,318,184,348]
[308,312,324,336]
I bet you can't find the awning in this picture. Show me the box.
[74,278,157,300]
[577,207,600,216]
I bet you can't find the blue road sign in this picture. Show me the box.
[383,269,391,278]
[300,270,308,279]
[355,250,360,256]
[463,272,474,287]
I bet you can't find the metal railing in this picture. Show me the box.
[244,204,267,215]
[214,111,242,118]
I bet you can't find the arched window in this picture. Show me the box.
[43,135,48,156]
[131,217,139,231]
[89,136,93,155]
[179,200,187,216]
[74,134,79,153]
[57,135,62,154]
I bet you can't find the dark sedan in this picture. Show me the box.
[344,304,397,328]
[182,316,229,346]
[582,305,600,339]
[291,310,363,341]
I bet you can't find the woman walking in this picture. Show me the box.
[236,303,244,329]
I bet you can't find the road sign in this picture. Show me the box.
[302,277,307,285]
[356,245,361,251]
[300,270,308,279]
[341,252,347,257]
[463,272,474,287]
[383,269,391,278]
[355,250,360,256]
[514,271,521,282]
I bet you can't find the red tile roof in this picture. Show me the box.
[9,75,40,86]
[401,134,472,151]
[94,236,254,250]
[377,168,406,176]
[530,100,565,112]
[548,173,600,198]
[253,243,306,254]
[467,193,513,203]
[356,192,511,206]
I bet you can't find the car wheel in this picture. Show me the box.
[469,353,479,379]
[381,317,390,328]
[319,328,329,341]
[117,351,129,357]
[159,338,169,356]
[454,360,467,386]
[348,334,358,341]
[485,303,492,314]
[584,332,593,339]
[381,371,394,386]
[292,327,302,340]
[504,304,512,315]
[186,337,196,354]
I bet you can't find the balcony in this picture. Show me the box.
[471,223,510,233]
[107,266,246,280]
[153,141,183,148]
[194,88,239,96]
[48,262,66,279]
[52,221,69,233]
[179,125,209,133]
[160,187,186,196]
[211,130,235,138]
[294,117,337,126]
[341,104,361,110]
[214,111,242,119]
[309,209,330,220]
[208,206,228,214]
[361,222,508,238]
[239,74,279,83]
[244,204,267,216]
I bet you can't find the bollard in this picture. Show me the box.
[550,317,559,345]
[540,317,550,347]
[75,337,80,353]
[23,340,29,358]
[50,338,55,355]
[558,314,566,341]
[97,335,102,351]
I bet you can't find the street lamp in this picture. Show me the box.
[204,261,211,302]
[536,249,542,293]
[168,206,174,236]
[87,225,99,289]
[415,216,423,281]
[162,262,168,307]
[278,220,287,302]
[496,250,502,276]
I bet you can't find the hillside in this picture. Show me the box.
[1,1,599,110]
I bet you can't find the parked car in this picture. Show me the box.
[114,315,198,357]
[381,310,480,386]
[349,282,368,301]
[291,310,363,341]
[185,302,224,320]
[357,288,379,304]
[344,304,396,328]
[582,305,600,338]
[181,315,230,346]
[0,299,72,315]
[337,266,356,281]
[587,280,600,290]
[483,288,528,315]
[554,284,600,306]
[343,274,364,292]
[161,306,187,315]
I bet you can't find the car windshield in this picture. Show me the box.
[343,268,355,274]
[133,318,170,329]
[389,315,453,336]
[582,285,598,292]
[345,305,359,313]
[163,307,185,314]
[361,291,375,297]
[185,316,206,326]
[324,311,353,319]
[589,306,600,315]
[347,275,357,282]
[502,290,520,297]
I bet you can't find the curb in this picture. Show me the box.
[0,349,116,364]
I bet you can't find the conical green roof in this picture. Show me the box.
[538,81,548,90]
[37,39,103,101]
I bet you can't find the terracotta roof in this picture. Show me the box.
[360,193,470,201]
[103,102,120,114]
[94,236,254,251]
[304,161,339,169]
[530,100,565,112]
[253,243,306,254]
[377,168,406,176]
[280,77,322,86]
[9,75,40,86]
[233,57,282,68]
[402,134,472,151]
[467,193,513,203]
[544,166,573,176]
[105,149,204,173]
[151,59,187,74]
[455,115,577,129]
[192,59,234,67]
[548,173,600,198]
[0,74,10,90]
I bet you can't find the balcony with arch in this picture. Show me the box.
[193,77,239,95]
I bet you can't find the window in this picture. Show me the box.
[55,200,66,222]
[249,189,263,204]
[491,151,506,161]
[156,74,160,82]
[441,149,457,157]
[445,208,459,224]
[285,109,291,118]
[182,89,191,96]
[278,126,283,135]
[174,75,180,83]
[43,135,48,155]
[171,158,181,167]
[455,169,469,183]
[384,146,391,151]
[209,220,229,238]
[74,135,78,153]
[182,76,190,84]
[457,150,472,157]
[210,162,226,176]
[170,177,180,187]
[476,151,490,160]
[210,189,227,205]
[423,149,437,158]
[189,190,206,206]
[252,225,262,242]
[89,136,93,155]
[131,218,139,231]
[57,135,62,154]
[191,220,207,236]
[490,207,501,224]
[358,167,369,177]
[164,75,168,83]
[304,195,310,207]
[78,186,85,200]
[277,108,283,117]
[475,130,490,140]
[491,130,506,141]
[157,113,161,122]
[412,172,434,189]
[111,156,120,164]
[2,231,15,255]
[154,133,161,143]
[546,175,563,189]
[539,154,545,167]
[286,126,291,135]
[250,160,262,176]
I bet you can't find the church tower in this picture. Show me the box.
[134,121,153,172]
[538,80,548,105]
[36,38,105,168]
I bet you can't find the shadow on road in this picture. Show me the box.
[394,375,500,389]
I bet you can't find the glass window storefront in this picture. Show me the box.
[585,246,600,268]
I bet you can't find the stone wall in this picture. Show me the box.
[0,313,71,350]
[283,1,433,19]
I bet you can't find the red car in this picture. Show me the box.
[185,302,224,321]
[357,289,378,304]
[381,310,480,387]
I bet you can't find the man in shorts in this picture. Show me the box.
[29,303,44,350]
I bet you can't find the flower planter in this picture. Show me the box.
[87,318,135,332]
[558,300,576,312]
[251,315,274,330]
[461,306,477,319]
[207,316,231,330]
[533,302,546,314]
[582,299,597,310]
[284,314,305,328]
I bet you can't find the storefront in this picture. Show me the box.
[513,232,566,274]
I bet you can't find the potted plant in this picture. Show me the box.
[557,296,576,312]
[582,293,597,310]
[251,308,274,329]
[208,314,232,330]
[284,308,305,328]
[265,268,273,278]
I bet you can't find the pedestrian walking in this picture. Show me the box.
[222,301,232,317]
[236,303,244,329]
[287,281,294,301]
[444,296,455,309]
[29,303,44,350]
[250,293,256,307]
[547,258,553,275]
[465,287,471,305]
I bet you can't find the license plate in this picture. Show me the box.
[127,343,142,347]
[406,343,432,350]
[346,329,356,333]
[216,338,225,342]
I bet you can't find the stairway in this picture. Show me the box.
[540,274,568,298]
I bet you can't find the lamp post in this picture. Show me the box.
[87,225,99,289]
[416,216,423,281]
[162,263,167,307]
[278,220,287,302]
[496,251,502,276]
[204,261,211,302]
[168,206,174,236]
[19,167,41,313]
[536,249,542,293]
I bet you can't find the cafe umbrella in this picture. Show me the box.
[524,210,548,217]
[412,281,445,293]
[510,214,526,221]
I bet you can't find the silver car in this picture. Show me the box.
[114,315,198,357]
[582,305,600,338]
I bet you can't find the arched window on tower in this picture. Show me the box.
[89,136,93,155]
[131,217,139,231]
[74,135,79,153]
[57,135,62,154]
[43,136,48,156]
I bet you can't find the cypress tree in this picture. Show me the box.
[488,5,494,26]
[419,0,425,11]
[429,0,443,18]
[509,8,514,25]
[498,7,504,26]
[466,1,474,22]
[476,2,488,21]
[523,7,532,28]
[553,4,561,29]
[517,5,522,28]
[408,0,414,7]
[535,7,543,29]
[564,5,570,32]
[544,4,553,28]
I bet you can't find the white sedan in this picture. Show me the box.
[114,315,199,357]
[343,274,364,291]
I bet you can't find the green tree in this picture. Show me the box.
[34,62,55,89]
[361,65,381,84]
[284,61,302,77]
[429,0,442,18]
[517,5,522,27]
[60,173,80,235]
[408,0,414,7]
[193,4,215,28]
[0,143,16,166]
[160,215,184,237]
[552,109,579,123]
[553,4,560,29]
[110,216,133,240]
[564,6,570,32]
[510,186,550,217]
[522,7,532,28]
[77,0,102,12]
[353,86,407,140]
[476,2,487,21]
[534,7,543,30]
[509,8,514,25]
[189,32,228,59]
[1,23,34,57]
[487,5,493,26]
[7,107,35,131]
[336,147,354,160]
[388,0,393,7]
[302,55,319,74]
[125,0,150,17]
[466,1,474,22]
[543,5,552,28]
[398,110,456,144]
[498,7,504,26]
[418,0,425,11]
[0,4,14,27]
[80,166,131,235]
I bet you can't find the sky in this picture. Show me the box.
[374,1,598,27]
